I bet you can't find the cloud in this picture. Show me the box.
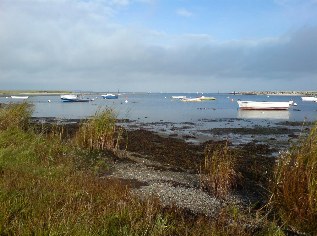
[176,8,193,17]
[0,0,316,92]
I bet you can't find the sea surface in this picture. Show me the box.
[1,93,316,123]
[2,93,316,147]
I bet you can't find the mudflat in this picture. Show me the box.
[31,117,311,217]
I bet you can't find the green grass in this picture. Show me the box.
[0,133,250,234]
[0,102,31,131]
[270,122,317,234]
[0,105,175,235]
[0,103,294,235]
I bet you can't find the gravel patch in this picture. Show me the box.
[109,158,243,217]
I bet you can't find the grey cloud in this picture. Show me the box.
[0,1,316,92]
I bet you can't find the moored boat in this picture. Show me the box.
[181,97,202,102]
[198,96,216,100]
[60,94,90,102]
[301,96,317,102]
[171,95,187,99]
[237,101,293,110]
[180,96,216,102]
[101,93,119,99]
[11,96,29,99]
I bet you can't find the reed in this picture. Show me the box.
[270,123,317,234]
[201,142,239,198]
[74,108,124,153]
[0,102,31,131]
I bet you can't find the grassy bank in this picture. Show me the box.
[0,103,316,235]
[271,123,317,234]
[0,104,255,235]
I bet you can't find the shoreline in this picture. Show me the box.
[30,116,313,216]
[1,90,317,96]
[235,91,317,96]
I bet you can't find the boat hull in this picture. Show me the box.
[237,101,292,110]
[11,96,28,99]
[60,94,90,102]
[301,96,317,102]
[101,94,118,99]
[171,96,186,99]
[181,98,202,102]
[198,96,216,100]
[61,99,90,102]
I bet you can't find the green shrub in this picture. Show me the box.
[271,123,317,234]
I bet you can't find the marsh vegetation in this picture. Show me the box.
[0,103,316,235]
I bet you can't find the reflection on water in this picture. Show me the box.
[237,110,290,120]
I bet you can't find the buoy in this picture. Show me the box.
[48,100,51,103]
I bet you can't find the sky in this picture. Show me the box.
[0,0,316,92]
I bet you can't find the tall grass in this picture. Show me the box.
[74,109,125,154]
[0,102,31,130]
[0,104,175,235]
[201,143,239,198]
[0,104,273,235]
[271,123,317,234]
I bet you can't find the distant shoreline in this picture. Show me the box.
[230,91,317,96]
[0,90,71,96]
[1,90,317,96]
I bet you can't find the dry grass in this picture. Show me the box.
[201,142,239,198]
[270,123,317,234]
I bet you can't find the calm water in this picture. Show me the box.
[1,93,316,123]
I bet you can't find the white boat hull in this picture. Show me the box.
[101,94,118,99]
[237,101,292,110]
[181,98,202,102]
[198,96,216,100]
[60,94,90,102]
[11,96,28,99]
[301,96,317,102]
[171,96,186,99]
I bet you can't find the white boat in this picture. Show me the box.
[101,93,119,99]
[60,94,90,102]
[181,97,202,102]
[301,96,317,102]
[237,101,293,110]
[198,96,216,100]
[171,95,187,99]
[11,96,28,99]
